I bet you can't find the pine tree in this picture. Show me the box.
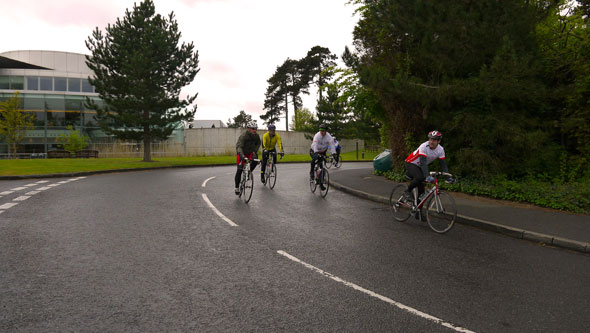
[85,0,200,162]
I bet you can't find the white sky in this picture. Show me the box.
[1,0,359,130]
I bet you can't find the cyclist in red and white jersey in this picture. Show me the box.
[403,130,450,201]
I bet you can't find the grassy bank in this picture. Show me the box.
[0,150,378,176]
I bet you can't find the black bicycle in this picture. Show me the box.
[310,154,329,197]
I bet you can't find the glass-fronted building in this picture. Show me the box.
[0,50,105,156]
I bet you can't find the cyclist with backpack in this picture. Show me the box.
[402,130,452,202]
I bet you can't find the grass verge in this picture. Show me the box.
[0,150,378,176]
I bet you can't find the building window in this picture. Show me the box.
[82,79,94,93]
[68,78,81,92]
[40,77,53,91]
[54,77,67,91]
[27,77,39,91]
[9,76,24,90]
[0,76,9,89]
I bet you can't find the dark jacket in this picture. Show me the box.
[236,130,261,155]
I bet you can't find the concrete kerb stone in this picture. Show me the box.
[329,178,588,254]
[551,236,588,253]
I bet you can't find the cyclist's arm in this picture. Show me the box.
[439,158,449,173]
[236,133,245,155]
[276,134,284,152]
[419,155,429,177]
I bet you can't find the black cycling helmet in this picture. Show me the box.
[319,123,328,131]
[428,130,442,140]
[268,124,276,130]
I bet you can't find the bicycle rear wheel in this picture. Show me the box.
[389,184,411,222]
[319,168,329,197]
[268,162,277,189]
[425,191,456,233]
[241,170,254,203]
[334,155,342,168]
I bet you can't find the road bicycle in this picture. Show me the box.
[238,157,259,203]
[310,154,329,197]
[388,171,457,233]
[263,150,282,190]
[325,153,343,169]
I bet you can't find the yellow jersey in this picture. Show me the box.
[262,132,284,152]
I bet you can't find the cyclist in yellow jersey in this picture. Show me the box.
[260,124,284,184]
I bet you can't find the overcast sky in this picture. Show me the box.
[1,0,359,129]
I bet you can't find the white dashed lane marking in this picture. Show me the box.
[277,251,477,333]
[26,191,41,195]
[13,196,30,202]
[36,180,49,184]
[37,187,51,191]
[0,203,19,209]
[202,176,216,187]
[10,187,27,191]
[0,191,14,196]
[201,193,238,227]
[24,183,37,187]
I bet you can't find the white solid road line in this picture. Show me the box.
[201,193,238,227]
[202,176,216,187]
[277,250,477,333]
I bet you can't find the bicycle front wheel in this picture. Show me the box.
[241,170,254,203]
[325,157,333,169]
[334,156,342,168]
[268,163,277,189]
[319,168,329,198]
[389,184,411,222]
[425,191,457,233]
[309,170,317,193]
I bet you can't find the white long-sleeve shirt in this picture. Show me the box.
[311,131,337,154]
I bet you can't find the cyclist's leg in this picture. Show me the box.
[235,155,243,193]
[309,149,317,179]
[271,149,277,164]
[261,150,268,173]
[261,150,268,182]
[249,153,258,172]
[405,162,424,198]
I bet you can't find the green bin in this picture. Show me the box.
[373,149,392,172]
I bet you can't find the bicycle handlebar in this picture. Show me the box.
[429,171,454,178]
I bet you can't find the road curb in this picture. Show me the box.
[329,180,590,254]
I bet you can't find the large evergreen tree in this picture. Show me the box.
[261,59,309,131]
[85,0,200,162]
[226,110,254,128]
[301,46,337,102]
[349,0,558,177]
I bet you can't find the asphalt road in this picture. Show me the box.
[0,163,589,332]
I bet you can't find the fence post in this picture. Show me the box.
[356,141,359,160]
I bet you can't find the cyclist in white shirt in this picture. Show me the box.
[309,123,337,184]
[403,130,450,201]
